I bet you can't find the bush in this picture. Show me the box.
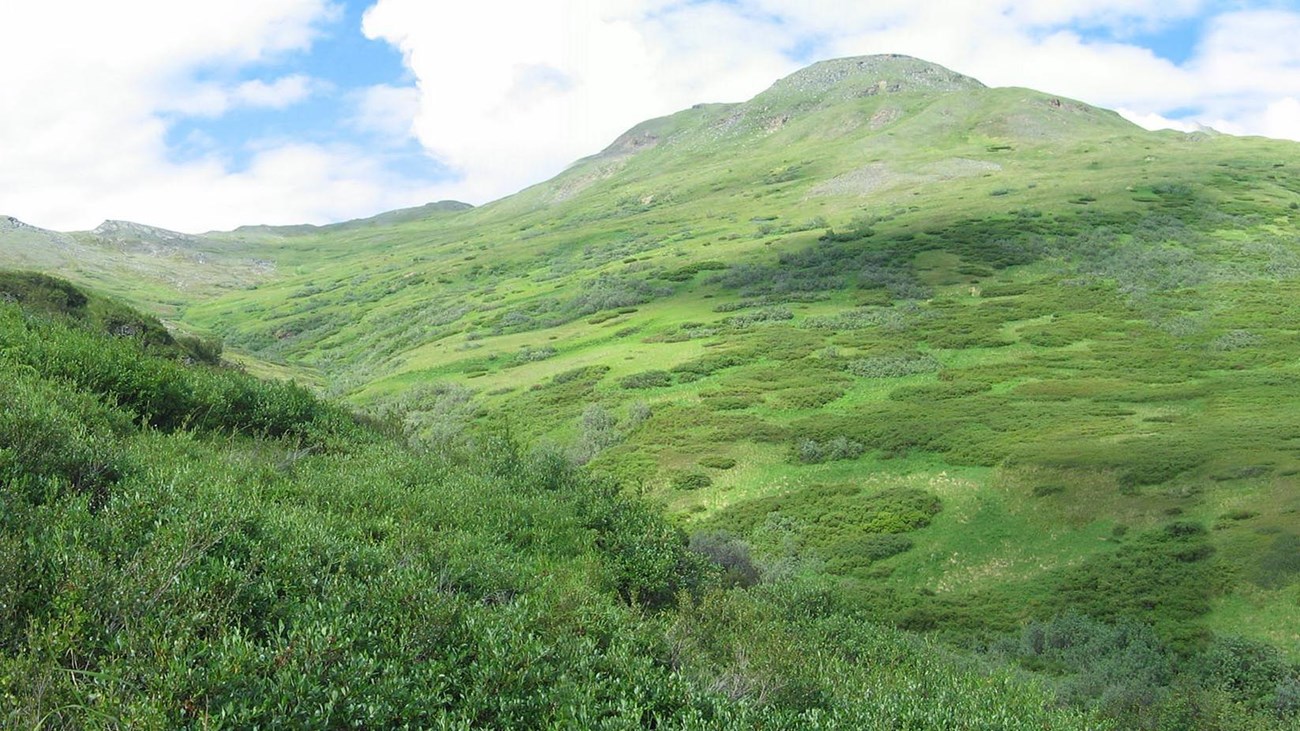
[794,437,865,464]
[775,385,846,409]
[724,307,794,328]
[822,534,913,575]
[571,404,622,465]
[620,370,674,389]
[1193,636,1294,706]
[567,275,672,316]
[513,345,557,364]
[847,352,942,378]
[0,370,129,507]
[176,333,224,364]
[1005,614,1173,723]
[672,472,713,490]
[699,456,737,470]
[671,353,744,379]
[1053,522,1220,651]
[688,532,760,587]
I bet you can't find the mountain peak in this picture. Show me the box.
[93,219,198,241]
[1,215,35,231]
[765,54,984,101]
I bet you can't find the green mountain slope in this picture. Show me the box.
[4,55,1300,720]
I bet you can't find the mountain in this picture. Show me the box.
[0,215,276,316]
[3,55,1300,724]
[0,203,474,317]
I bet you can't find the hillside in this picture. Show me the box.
[1,272,1117,728]
[4,54,1300,727]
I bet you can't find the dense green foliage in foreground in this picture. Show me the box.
[4,276,1299,728]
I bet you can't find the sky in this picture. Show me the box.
[2,0,1298,233]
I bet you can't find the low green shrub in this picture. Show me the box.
[1052,522,1221,651]
[847,352,942,378]
[620,370,674,389]
[688,532,760,587]
[672,472,713,490]
[794,437,865,464]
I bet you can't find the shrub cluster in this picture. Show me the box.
[846,352,942,378]
[794,437,865,464]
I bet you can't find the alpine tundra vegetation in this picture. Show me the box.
[3,55,1300,729]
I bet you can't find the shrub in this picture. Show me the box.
[724,307,794,328]
[671,353,744,379]
[1208,329,1261,352]
[1006,614,1173,723]
[620,370,674,389]
[688,532,760,587]
[1193,636,1294,703]
[794,437,865,464]
[775,386,845,409]
[552,365,610,385]
[1053,522,1220,651]
[0,370,129,507]
[567,275,671,316]
[176,333,224,364]
[1257,533,1300,588]
[513,345,557,364]
[846,352,942,378]
[672,472,713,490]
[822,534,914,575]
[571,404,622,465]
[699,456,737,470]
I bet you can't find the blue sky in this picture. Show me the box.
[163,1,413,172]
[1,0,1298,232]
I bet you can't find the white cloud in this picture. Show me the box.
[1257,98,1300,141]
[0,0,439,232]
[1203,98,1300,142]
[1116,109,1205,134]
[167,75,324,117]
[350,84,422,141]
[233,76,320,110]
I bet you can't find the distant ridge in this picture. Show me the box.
[1,215,37,231]
[93,219,206,248]
[229,200,473,238]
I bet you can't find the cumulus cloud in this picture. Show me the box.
[0,0,439,232]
